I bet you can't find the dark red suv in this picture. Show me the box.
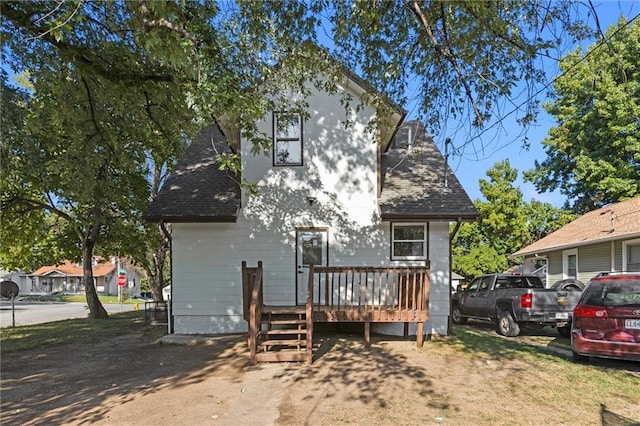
[571,273,640,363]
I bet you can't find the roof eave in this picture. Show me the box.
[381,213,479,221]
[144,214,239,224]
[511,231,640,258]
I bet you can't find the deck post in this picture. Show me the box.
[364,321,371,346]
[306,264,315,363]
[416,322,424,348]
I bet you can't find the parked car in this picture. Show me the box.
[452,273,581,337]
[137,292,153,301]
[571,273,640,363]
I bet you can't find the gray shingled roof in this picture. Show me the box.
[144,124,240,222]
[379,121,478,221]
[146,120,477,223]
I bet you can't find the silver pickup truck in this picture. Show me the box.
[451,274,582,337]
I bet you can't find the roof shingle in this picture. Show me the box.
[144,124,241,222]
[379,121,478,220]
[512,196,640,257]
[31,260,116,277]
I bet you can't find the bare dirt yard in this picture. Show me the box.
[2,324,639,426]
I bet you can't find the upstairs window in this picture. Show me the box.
[391,223,427,260]
[273,112,302,166]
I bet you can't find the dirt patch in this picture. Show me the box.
[1,329,639,425]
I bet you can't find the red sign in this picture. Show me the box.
[117,275,127,287]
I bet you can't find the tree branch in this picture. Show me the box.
[2,195,75,223]
[26,0,83,41]
[138,0,199,45]
[1,3,178,84]
[406,0,484,125]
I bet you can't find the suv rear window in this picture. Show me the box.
[582,279,640,307]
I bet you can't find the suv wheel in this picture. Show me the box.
[451,305,467,325]
[497,311,520,337]
[572,350,589,363]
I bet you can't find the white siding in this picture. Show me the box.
[172,220,452,335]
[374,221,451,337]
[171,83,452,336]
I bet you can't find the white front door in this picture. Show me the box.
[296,229,328,305]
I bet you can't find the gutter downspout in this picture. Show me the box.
[448,217,463,335]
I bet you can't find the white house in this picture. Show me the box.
[145,59,477,340]
[0,269,30,295]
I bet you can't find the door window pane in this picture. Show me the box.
[301,234,323,266]
[567,254,577,278]
[627,244,640,272]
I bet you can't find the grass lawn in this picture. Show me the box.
[0,311,165,354]
[19,294,141,304]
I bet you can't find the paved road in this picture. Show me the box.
[0,300,136,327]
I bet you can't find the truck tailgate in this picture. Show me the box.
[532,289,581,314]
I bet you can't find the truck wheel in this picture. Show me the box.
[452,305,467,325]
[497,311,520,337]
[557,326,571,338]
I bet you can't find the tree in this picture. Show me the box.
[0,1,332,315]
[452,161,575,279]
[0,1,603,315]
[238,1,594,145]
[0,1,220,317]
[524,18,640,213]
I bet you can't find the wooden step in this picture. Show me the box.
[263,306,306,315]
[255,350,308,363]
[261,339,307,347]
[264,329,306,336]
[267,319,306,325]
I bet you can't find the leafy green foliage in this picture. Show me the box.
[525,18,640,213]
[239,1,593,140]
[453,161,576,279]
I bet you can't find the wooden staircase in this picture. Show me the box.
[254,306,310,363]
[243,261,313,364]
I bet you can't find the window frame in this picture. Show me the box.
[563,248,578,279]
[390,222,427,261]
[273,111,303,166]
[622,238,640,272]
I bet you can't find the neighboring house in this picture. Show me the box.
[512,197,640,286]
[451,272,464,292]
[0,269,30,295]
[30,258,142,296]
[145,60,477,337]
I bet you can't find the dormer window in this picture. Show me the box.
[273,112,302,166]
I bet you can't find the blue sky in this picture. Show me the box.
[434,1,640,208]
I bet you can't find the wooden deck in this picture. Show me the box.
[242,261,430,364]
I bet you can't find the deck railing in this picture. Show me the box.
[307,265,430,323]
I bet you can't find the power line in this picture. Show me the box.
[451,12,640,160]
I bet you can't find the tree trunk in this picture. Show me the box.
[148,244,168,302]
[83,239,108,319]
[146,221,171,302]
